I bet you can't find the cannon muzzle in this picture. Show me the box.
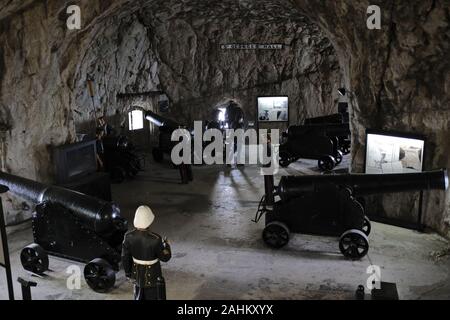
[278,169,448,202]
[0,171,126,234]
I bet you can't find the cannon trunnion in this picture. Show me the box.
[255,169,448,260]
[0,171,128,293]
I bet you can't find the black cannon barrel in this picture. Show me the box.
[287,123,350,138]
[145,110,181,129]
[0,171,126,234]
[278,169,448,202]
[305,113,344,125]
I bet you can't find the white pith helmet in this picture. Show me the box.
[134,205,155,229]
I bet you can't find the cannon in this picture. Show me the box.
[279,123,350,170]
[146,110,187,163]
[304,113,346,125]
[304,108,351,154]
[253,169,448,259]
[102,135,142,183]
[0,171,128,292]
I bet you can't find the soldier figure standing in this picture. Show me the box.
[122,206,172,300]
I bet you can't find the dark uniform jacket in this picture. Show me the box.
[122,229,171,288]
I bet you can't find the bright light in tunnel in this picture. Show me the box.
[218,108,226,122]
[445,171,449,190]
[128,109,144,131]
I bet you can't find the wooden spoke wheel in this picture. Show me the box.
[20,243,49,275]
[278,152,291,168]
[111,166,126,183]
[341,145,350,155]
[262,221,290,249]
[84,258,116,293]
[318,156,336,171]
[334,151,343,165]
[362,216,371,236]
[339,229,369,260]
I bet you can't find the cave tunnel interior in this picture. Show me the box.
[0,0,449,301]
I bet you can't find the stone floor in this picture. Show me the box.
[1,154,449,300]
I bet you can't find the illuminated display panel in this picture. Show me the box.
[257,96,289,122]
[365,131,425,174]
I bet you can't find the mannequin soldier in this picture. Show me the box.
[122,206,172,300]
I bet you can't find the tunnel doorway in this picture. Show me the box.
[124,106,152,150]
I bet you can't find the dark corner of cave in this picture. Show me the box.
[0,0,449,304]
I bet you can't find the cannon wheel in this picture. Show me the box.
[126,163,139,178]
[362,216,371,236]
[152,147,164,163]
[339,229,369,260]
[318,156,336,171]
[341,145,350,155]
[110,166,126,184]
[278,152,291,168]
[20,243,49,275]
[334,151,343,165]
[262,221,290,249]
[84,258,116,293]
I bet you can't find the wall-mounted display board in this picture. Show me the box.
[365,130,425,174]
[0,185,14,300]
[257,96,289,123]
[364,129,426,231]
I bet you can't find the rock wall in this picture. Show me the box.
[136,1,341,125]
[0,1,77,223]
[72,12,161,132]
[71,0,342,130]
[293,0,450,235]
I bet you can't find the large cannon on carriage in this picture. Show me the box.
[254,169,448,259]
[279,123,351,170]
[145,110,187,164]
[304,115,351,155]
[101,135,142,183]
[0,171,128,292]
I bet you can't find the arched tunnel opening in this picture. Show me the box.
[0,0,449,301]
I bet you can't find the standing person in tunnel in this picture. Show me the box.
[95,127,105,171]
[122,205,172,300]
[225,100,245,167]
[98,115,115,137]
